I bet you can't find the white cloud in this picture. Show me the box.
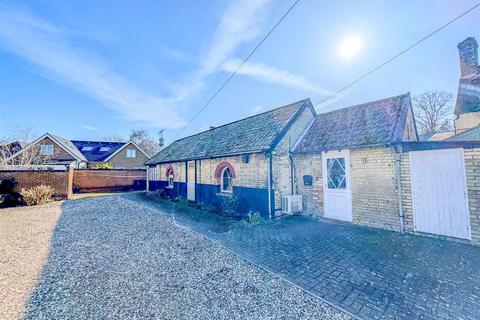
[80,125,100,132]
[0,4,185,128]
[222,59,332,95]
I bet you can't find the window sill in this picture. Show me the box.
[166,186,174,189]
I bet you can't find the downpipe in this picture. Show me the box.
[394,145,405,234]
[267,152,274,219]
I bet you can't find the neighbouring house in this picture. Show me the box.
[7,133,150,169]
[431,37,480,141]
[146,99,317,217]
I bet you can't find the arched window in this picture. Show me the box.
[221,167,233,193]
[166,167,174,188]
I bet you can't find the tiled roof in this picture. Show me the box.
[447,125,480,141]
[454,74,480,115]
[146,99,312,164]
[294,93,412,153]
[50,134,87,161]
[71,140,126,162]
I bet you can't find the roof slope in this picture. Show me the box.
[447,125,480,141]
[50,134,87,161]
[71,140,126,161]
[147,99,312,164]
[455,74,480,115]
[294,93,412,153]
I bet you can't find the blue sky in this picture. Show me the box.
[0,0,479,144]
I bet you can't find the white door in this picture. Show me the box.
[187,161,195,201]
[322,150,352,222]
[410,148,470,240]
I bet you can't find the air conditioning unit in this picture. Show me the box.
[281,195,303,214]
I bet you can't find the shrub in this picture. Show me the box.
[246,211,266,227]
[95,162,113,169]
[0,177,16,194]
[21,185,54,206]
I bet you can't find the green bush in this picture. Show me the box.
[246,211,266,226]
[21,185,54,206]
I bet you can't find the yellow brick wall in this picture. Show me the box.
[293,153,324,214]
[154,153,268,189]
[464,148,480,243]
[350,147,401,231]
[272,106,315,209]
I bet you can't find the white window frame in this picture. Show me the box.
[126,149,136,158]
[220,167,233,193]
[40,144,54,156]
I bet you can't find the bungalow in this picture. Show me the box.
[146,99,317,217]
[7,133,150,169]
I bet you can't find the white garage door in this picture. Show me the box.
[410,148,471,240]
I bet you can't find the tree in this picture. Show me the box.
[413,91,454,135]
[129,130,161,157]
[0,126,48,168]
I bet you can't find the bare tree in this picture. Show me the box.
[0,126,48,168]
[413,91,454,135]
[129,130,161,157]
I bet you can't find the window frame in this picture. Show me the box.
[40,144,54,156]
[167,169,174,189]
[126,149,137,158]
[220,167,233,193]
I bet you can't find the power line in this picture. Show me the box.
[173,0,302,140]
[315,2,480,108]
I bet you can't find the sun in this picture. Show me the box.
[338,36,363,60]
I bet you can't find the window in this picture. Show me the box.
[82,146,93,151]
[221,167,233,193]
[40,144,53,156]
[126,149,136,158]
[99,147,110,152]
[327,157,346,189]
[168,173,174,188]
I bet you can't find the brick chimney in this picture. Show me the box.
[458,37,479,78]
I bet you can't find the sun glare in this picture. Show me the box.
[338,36,362,60]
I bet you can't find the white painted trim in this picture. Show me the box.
[103,140,151,161]
[7,133,84,162]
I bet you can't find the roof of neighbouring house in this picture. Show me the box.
[146,99,314,164]
[428,132,455,141]
[455,74,480,115]
[447,125,480,141]
[71,140,127,162]
[294,93,415,153]
[49,134,88,161]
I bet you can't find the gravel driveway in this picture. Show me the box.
[19,195,350,319]
[0,202,63,320]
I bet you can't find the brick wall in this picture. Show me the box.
[0,168,73,198]
[350,147,401,231]
[153,153,268,189]
[463,148,480,243]
[73,169,146,192]
[293,153,323,214]
[272,106,315,210]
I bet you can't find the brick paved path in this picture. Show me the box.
[134,194,480,320]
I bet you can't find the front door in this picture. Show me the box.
[410,148,470,239]
[187,161,195,201]
[322,150,352,222]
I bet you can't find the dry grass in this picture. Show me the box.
[0,202,62,320]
